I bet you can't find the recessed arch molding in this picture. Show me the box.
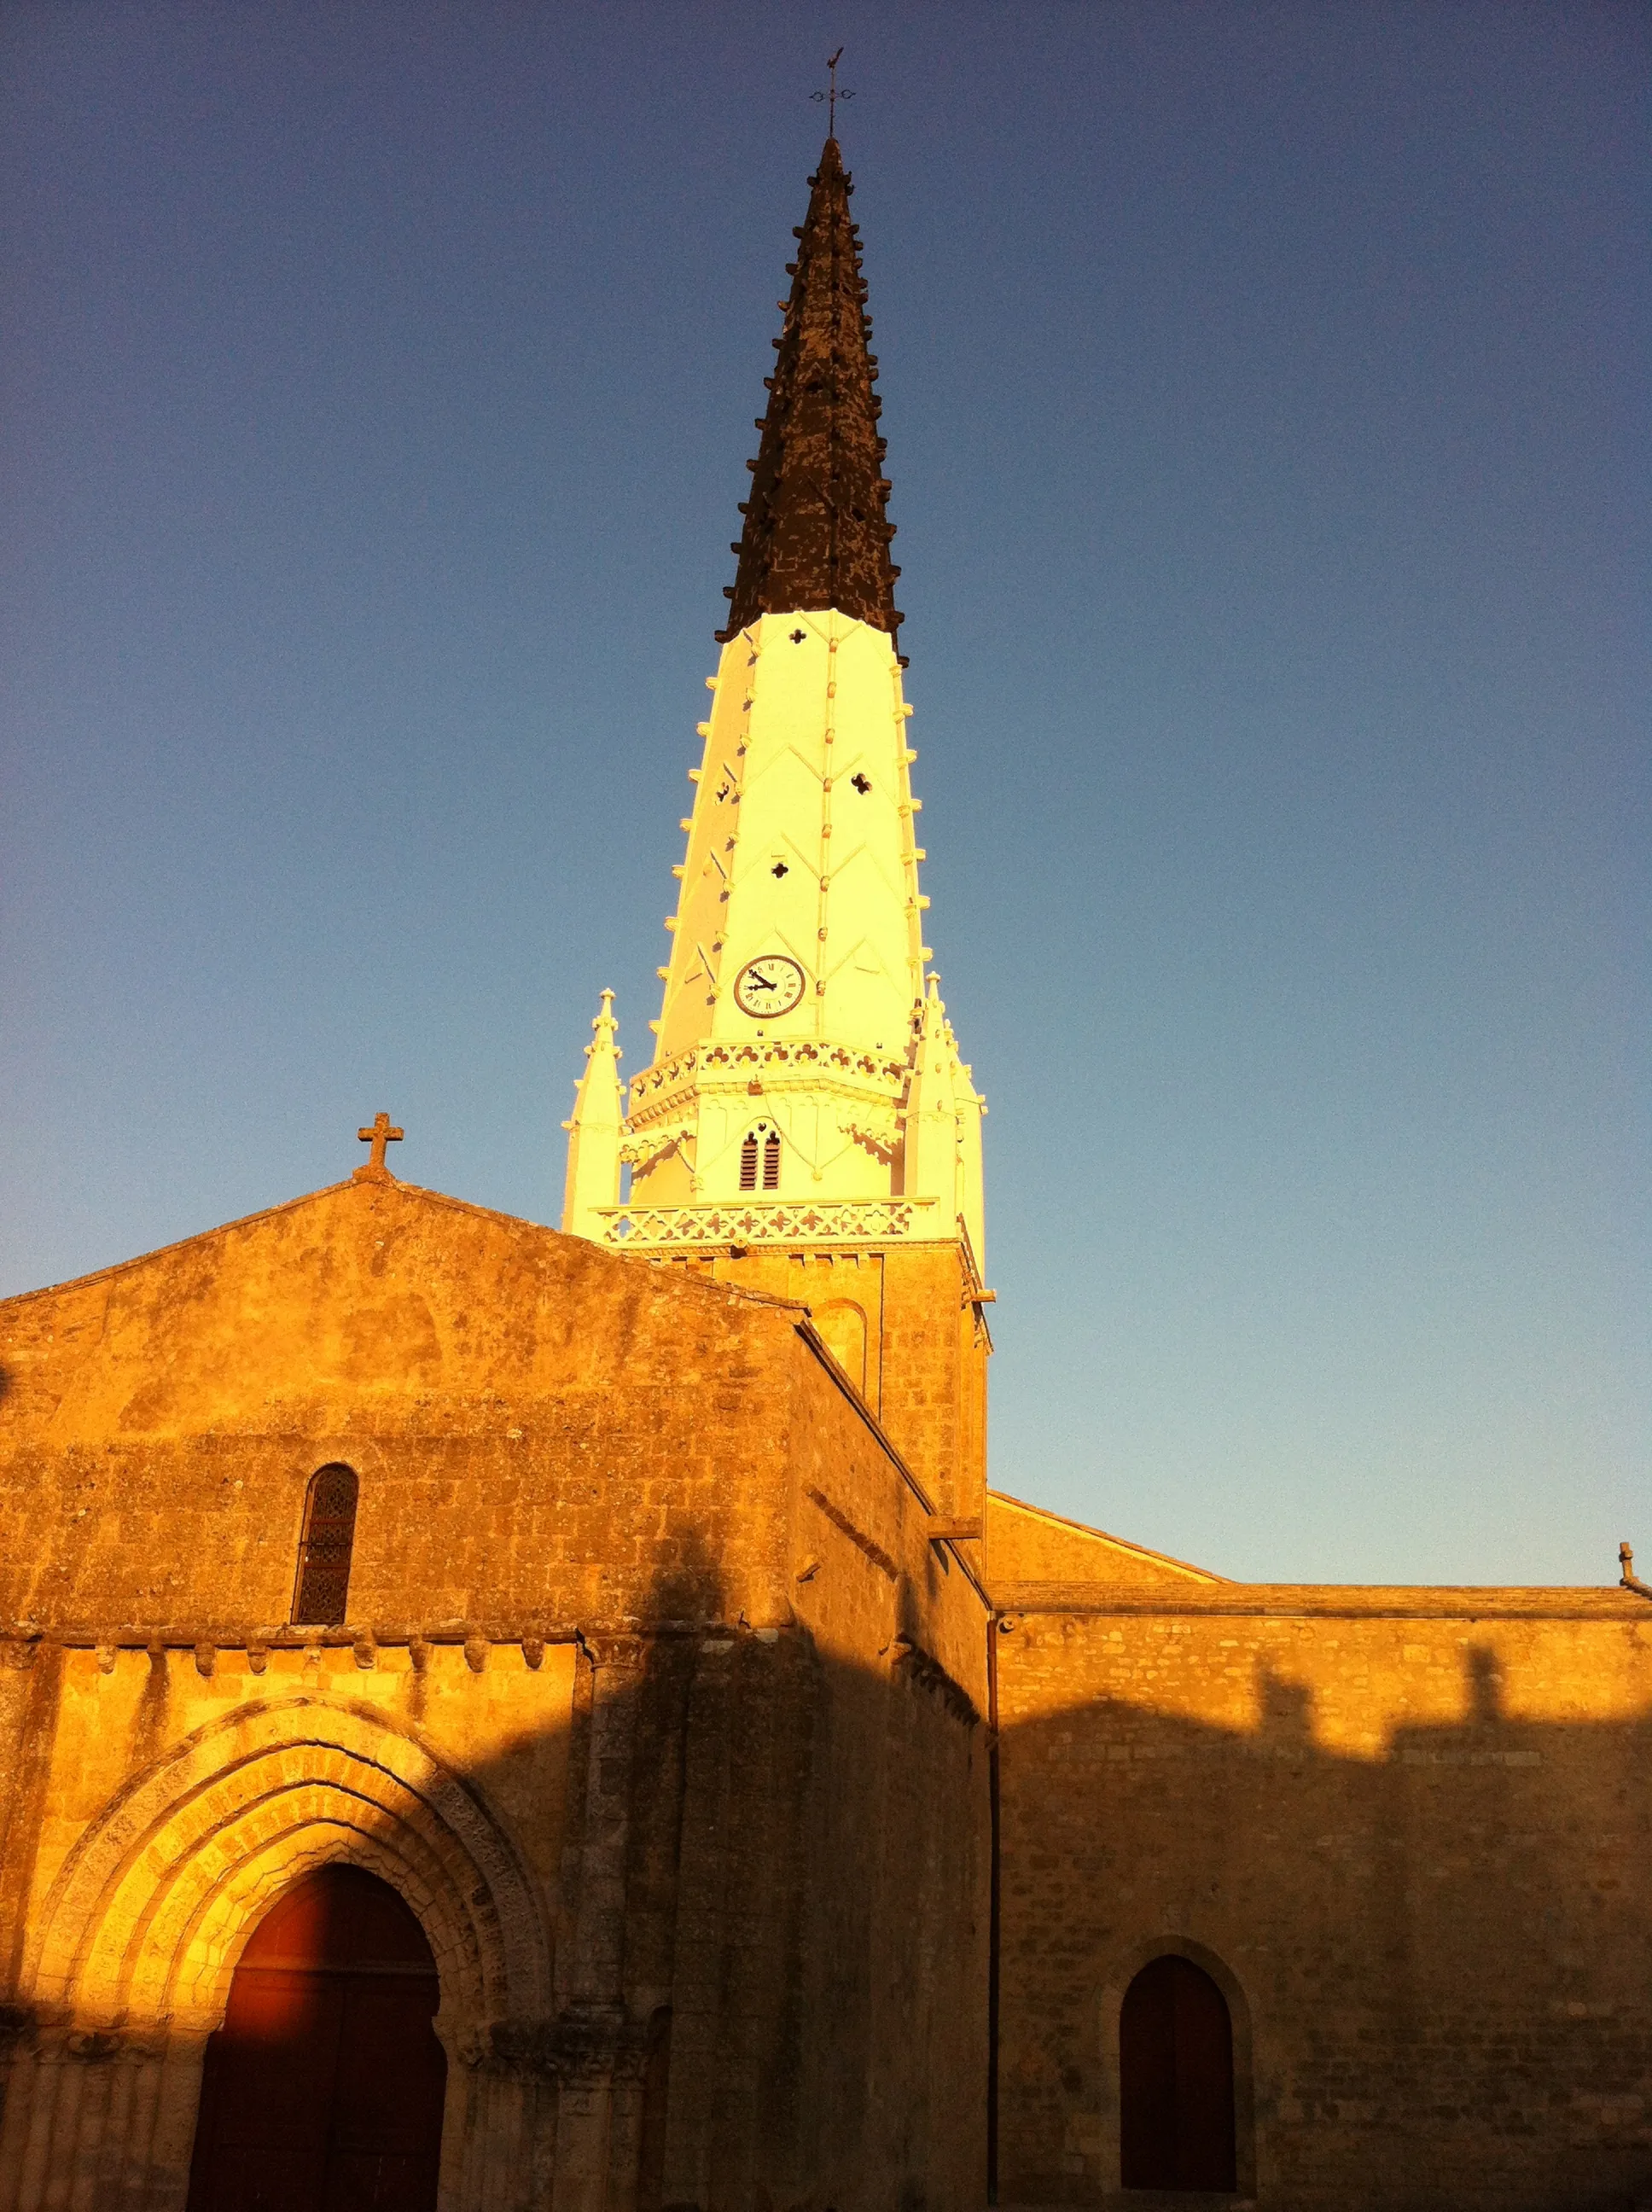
[1096,1932,1258,2200]
[0,1695,558,2212]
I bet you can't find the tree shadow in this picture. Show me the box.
[994,1634,1652,2212]
[0,1527,991,2212]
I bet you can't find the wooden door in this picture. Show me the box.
[186,1866,447,2212]
[1119,1953,1236,2191]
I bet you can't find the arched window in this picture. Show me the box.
[813,1300,870,1396]
[292,1464,359,1625]
[1120,1953,1236,2192]
[738,1123,782,1192]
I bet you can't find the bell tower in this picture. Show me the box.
[562,137,990,1524]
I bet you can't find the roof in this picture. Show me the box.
[719,137,901,643]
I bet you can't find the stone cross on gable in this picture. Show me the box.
[354,1111,404,1181]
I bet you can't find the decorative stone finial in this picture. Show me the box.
[902,973,960,1218]
[588,988,620,1055]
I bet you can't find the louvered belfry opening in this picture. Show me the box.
[718,137,903,647]
[292,1464,359,1625]
[738,1126,782,1192]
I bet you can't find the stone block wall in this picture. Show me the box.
[683,1237,991,1524]
[992,1589,1652,2212]
[0,1179,992,2212]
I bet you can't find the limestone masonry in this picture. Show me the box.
[2,136,1646,2212]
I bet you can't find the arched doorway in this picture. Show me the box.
[186,1865,447,2212]
[1119,1953,1236,2191]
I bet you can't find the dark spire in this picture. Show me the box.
[718,138,902,645]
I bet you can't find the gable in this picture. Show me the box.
[0,1177,816,1627]
[986,1489,1226,1594]
[0,1177,777,1441]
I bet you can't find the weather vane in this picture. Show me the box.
[811,49,854,136]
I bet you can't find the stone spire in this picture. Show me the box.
[718,137,902,646]
[560,130,988,1517]
[560,989,623,1237]
[903,975,960,1219]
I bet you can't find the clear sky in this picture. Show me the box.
[3,2,1645,1584]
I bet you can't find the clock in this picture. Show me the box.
[733,955,806,1018]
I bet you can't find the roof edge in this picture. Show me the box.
[986,1487,1229,1584]
[992,1580,1647,1621]
[2,1176,830,1323]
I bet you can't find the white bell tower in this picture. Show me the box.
[561,136,991,1521]
[609,608,984,1261]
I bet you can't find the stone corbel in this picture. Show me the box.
[530,2004,654,2087]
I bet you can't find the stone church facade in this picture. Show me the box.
[2,139,1647,2212]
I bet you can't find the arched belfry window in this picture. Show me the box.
[292,1464,359,1625]
[1120,1953,1237,2192]
[739,1123,782,1193]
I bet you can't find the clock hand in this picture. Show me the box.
[748,973,777,991]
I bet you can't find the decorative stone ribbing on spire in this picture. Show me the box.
[718,138,902,644]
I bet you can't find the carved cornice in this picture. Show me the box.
[629,1037,910,1121]
[0,1618,789,1660]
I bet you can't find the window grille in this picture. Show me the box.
[739,1131,760,1190]
[292,1464,359,1625]
[762,1129,782,1190]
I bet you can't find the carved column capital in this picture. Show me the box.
[579,1631,650,1674]
[474,2006,654,2087]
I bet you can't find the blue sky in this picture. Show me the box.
[3,2,1645,1582]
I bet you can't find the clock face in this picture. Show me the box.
[733,954,806,1018]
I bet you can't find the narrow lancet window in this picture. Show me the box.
[292,1464,359,1625]
[763,1128,781,1190]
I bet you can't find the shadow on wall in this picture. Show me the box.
[0,1535,991,2212]
[994,1639,1652,2211]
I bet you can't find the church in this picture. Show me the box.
[1,136,1647,2212]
